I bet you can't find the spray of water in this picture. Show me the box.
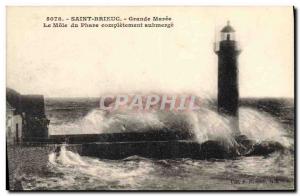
[49,103,291,149]
[239,108,291,148]
[47,146,153,189]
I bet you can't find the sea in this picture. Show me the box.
[7,97,295,190]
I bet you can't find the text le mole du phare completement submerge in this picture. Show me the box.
[45,16,174,28]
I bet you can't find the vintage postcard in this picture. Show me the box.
[6,6,294,191]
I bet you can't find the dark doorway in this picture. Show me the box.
[16,123,19,143]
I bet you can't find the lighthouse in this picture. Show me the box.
[214,21,241,136]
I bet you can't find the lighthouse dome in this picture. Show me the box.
[219,21,236,41]
[221,21,235,33]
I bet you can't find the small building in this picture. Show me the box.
[6,88,49,143]
[6,102,22,144]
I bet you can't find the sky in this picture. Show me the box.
[7,7,294,98]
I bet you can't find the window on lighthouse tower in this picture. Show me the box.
[226,34,230,40]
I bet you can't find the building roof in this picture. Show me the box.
[7,88,46,117]
[221,21,235,33]
[7,87,21,113]
[6,102,15,111]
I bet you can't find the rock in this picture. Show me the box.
[248,141,285,156]
[234,135,285,156]
[234,135,256,156]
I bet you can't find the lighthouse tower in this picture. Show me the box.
[214,21,241,135]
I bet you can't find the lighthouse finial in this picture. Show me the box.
[227,20,230,26]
